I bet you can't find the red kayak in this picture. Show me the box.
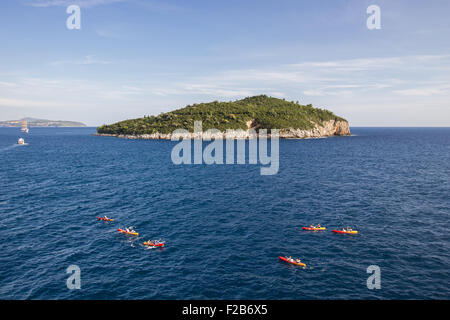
[143,241,164,247]
[97,217,114,222]
[279,256,306,267]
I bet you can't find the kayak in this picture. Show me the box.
[279,256,306,267]
[118,228,139,236]
[333,229,358,234]
[118,228,138,236]
[97,217,114,222]
[143,241,164,247]
[302,226,326,231]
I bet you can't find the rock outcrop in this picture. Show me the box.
[279,120,350,138]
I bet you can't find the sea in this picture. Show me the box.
[0,127,448,299]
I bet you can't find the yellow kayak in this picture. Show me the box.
[333,229,358,234]
[118,228,139,236]
[302,226,326,231]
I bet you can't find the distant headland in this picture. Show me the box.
[96,95,350,139]
[0,117,87,127]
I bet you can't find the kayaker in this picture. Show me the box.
[296,258,302,264]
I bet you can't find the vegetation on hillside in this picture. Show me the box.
[97,95,347,135]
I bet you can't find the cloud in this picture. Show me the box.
[290,55,450,72]
[95,30,124,39]
[95,54,450,100]
[2,54,450,126]
[24,0,182,11]
[0,81,19,88]
[394,85,450,96]
[134,0,183,13]
[0,97,65,108]
[302,89,323,97]
[49,55,113,66]
[150,85,256,98]
[191,55,450,98]
[24,0,127,8]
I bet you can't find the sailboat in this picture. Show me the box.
[21,119,29,133]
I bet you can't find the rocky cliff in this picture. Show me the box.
[95,119,350,139]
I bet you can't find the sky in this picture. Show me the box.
[0,0,449,126]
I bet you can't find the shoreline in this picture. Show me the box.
[94,120,351,140]
[93,132,351,140]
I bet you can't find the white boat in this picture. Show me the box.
[18,138,25,145]
[21,119,29,133]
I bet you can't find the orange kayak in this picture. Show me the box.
[118,228,139,236]
[143,241,164,247]
[279,256,306,267]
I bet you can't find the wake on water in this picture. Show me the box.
[0,143,28,152]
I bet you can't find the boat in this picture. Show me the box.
[96,217,114,222]
[333,229,358,235]
[279,256,306,267]
[21,119,29,133]
[302,226,326,231]
[17,138,25,145]
[118,228,139,236]
[143,240,164,247]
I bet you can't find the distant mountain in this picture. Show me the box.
[0,117,87,127]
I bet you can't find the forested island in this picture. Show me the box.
[96,95,350,139]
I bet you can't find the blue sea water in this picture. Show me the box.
[0,127,449,300]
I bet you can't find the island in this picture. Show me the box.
[0,117,87,127]
[96,95,350,139]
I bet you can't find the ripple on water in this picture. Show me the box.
[0,127,449,299]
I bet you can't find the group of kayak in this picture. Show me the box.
[97,217,356,266]
[302,224,358,234]
[97,216,165,248]
[279,224,359,268]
